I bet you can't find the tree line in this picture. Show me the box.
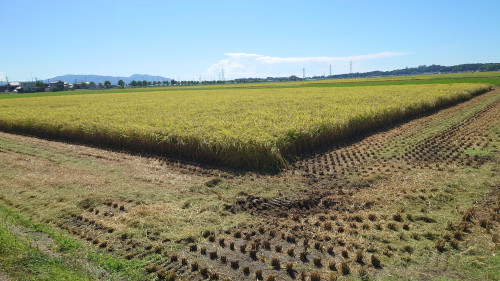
[319,63,500,80]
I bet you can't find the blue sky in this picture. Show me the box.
[1,0,499,82]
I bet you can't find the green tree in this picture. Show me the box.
[104,80,111,88]
[118,80,125,88]
[35,81,45,92]
[98,82,104,89]
[142,80,147,87]
[162,80,169,86]
[137,81,143,87]
[130,80,137,87]
[170,79,176,86]
[89,81,96,89]
[81,82,88,89]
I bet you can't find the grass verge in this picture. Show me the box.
[0,204,147,281]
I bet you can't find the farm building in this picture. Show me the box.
[0,82,21,93]
[49,81,66,91]
[21,82,37,92]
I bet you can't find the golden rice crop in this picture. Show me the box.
[0,83,492,171]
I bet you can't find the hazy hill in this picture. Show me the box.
[47,74,171,84]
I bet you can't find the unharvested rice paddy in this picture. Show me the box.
[0,83,491,170]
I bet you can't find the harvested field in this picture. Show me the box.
[0,84,499,280]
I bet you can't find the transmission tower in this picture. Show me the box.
[221,67,225,81]
[329,64,332,76]
[303,68,305,79]
[349,60,353,77]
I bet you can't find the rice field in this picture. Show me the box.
[0,83,492,170]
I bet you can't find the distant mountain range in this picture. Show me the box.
[46,74,171,84]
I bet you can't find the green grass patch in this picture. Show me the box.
[0,204,148,281]
[464,148,492,156]
[0,214,89,280]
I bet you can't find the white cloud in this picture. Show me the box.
[224,51,408,64]
[204,51,410,80]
